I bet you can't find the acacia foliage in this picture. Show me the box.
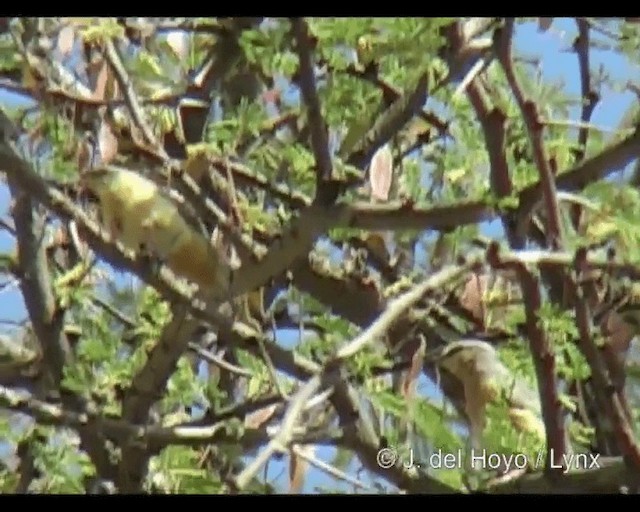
[0,17,639,494]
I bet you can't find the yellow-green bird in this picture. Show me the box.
[80,166,232,296]
[431,339,546,447]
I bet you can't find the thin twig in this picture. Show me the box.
[574,18,599,163]
[0,383,333,450]
[488,243,565,474]
[170,166,266,260]
[583,18,625,41]
[336,63,449,137]
[0,217,16,236]
[346,72,429,171]
[337,256,480,360]
[290,444,371,491]
[291,18,334,196]
[571,250,640,473]
[103,39,168,159]
[464,73,516,243]
[232,373,323,490]
[90,295,135,328]
[256,337,290,399]
[210,157,311,210]
[543,118,618,134]
[503,17,589,468]
[517,116,640,217]
[15,439,37,493]
[452,57,489,100]
[187,342,253,378]
[6,165,72,392]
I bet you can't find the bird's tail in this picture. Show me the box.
[166,233,232,297]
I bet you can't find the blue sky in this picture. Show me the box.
[0,18,638,493]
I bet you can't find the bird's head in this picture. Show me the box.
[79,167,116,196]
[428,339,500,373]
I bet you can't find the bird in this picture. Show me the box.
[429,339,546,448]
[79,165,232,297]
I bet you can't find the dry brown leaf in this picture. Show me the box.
[57,25,76,56]
[369,144,393,202]
[244,403,279,429]
[459,272,520,330]
[603,312,634,359]
[52,226,70,248]
[97,118,119,165]
[289,445,315,494]
[402,339,425,400]
[88,56,118,102]
[459,272,488,326]
[87,58,109,101]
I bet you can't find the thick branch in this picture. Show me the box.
[291,18,333,191]
[488,244,566,474]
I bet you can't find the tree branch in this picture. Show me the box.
[291,18,333,193]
